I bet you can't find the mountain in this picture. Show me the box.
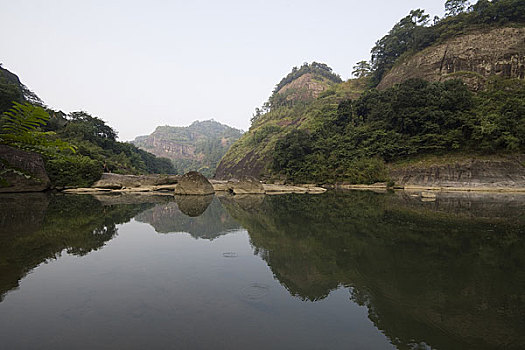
[216,1,525,184]
[215,62,365,180]
[132,120,243,177]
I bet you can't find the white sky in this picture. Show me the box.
[0,0,445,140]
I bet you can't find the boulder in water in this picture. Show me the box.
[173,171,215,195]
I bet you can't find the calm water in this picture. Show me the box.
[0,191,524,349]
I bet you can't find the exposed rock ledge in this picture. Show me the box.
[389,157,525,191]
[378,27,525,91]
[0,145,50,193]
[64,173,326,195]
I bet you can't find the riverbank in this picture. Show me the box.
[62,173,327,195]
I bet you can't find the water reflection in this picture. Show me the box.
[220,191,525,349]
[175,194,213,217]
[0,191,523,349]
[0,193,155,302]
[134,195,240,239]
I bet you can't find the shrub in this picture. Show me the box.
[45,155,102,188]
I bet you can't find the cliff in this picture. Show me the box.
[378,27,525,91]
[389,155,525,190]
[132,120,242,177]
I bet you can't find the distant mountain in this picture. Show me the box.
[132,120,243,177]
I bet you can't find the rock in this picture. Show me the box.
[389,157,525,190]
[96,183,123,190]
[175,194,213,217]
[0,145,51,192]
[152,184,178,191]
[378,27,525,91]
[209,180,231,192]
[263,184,326,194]
[210,178,265,194]
[229,178,265,195]
[173,171,215,195]
[421,191,437,199]
[92,173,179,189]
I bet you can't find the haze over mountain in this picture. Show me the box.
[132,120,242,177]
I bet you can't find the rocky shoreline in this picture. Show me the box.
[60,172,525,197]
[62,173,328,195]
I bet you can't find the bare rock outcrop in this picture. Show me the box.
[378,27,525,91]
[389,157,525,190]
[211,178,265,194]
[92,173,180,189]
[173,171,215,195]
[0,145,50,192]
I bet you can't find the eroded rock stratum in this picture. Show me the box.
[378,27,525,91]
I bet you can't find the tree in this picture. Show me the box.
[352,61,372,78]
[370,9,431,86]
[445,0,470,17]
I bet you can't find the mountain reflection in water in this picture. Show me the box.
[0,191,523,349]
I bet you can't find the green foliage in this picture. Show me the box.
[370,0,525,86]
[0,102,75,157]
[1,101,49,134]
[273,62,342,95]
[0,66,24,114]
[470,78,525,151]
[48,111,176,175]
[445,0,470,17]
[352,61,372,78]
[271,78,525,183]
[45,155,103,187]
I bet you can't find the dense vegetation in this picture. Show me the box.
[217,0,525,183]
[44,111,175,179]
[0,66,175,188]
[0,65,42,112]
[370,0,525,85]
[272,77,525,183]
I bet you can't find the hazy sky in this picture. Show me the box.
[0,0,446,140]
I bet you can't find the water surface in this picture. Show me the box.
[0,191,523,349]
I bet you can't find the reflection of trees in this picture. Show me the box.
[0,194,154,302]
[220,192,525,350]
[135,196,240,239]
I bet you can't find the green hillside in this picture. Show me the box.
[216,0,525,183]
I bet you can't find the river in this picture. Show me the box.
[0,191,523,349]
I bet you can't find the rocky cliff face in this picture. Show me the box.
[132,120,242,177]
[378,27,525,90]
[274,73,335,104]
[389,156,525,189]
[0,145,50,192]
